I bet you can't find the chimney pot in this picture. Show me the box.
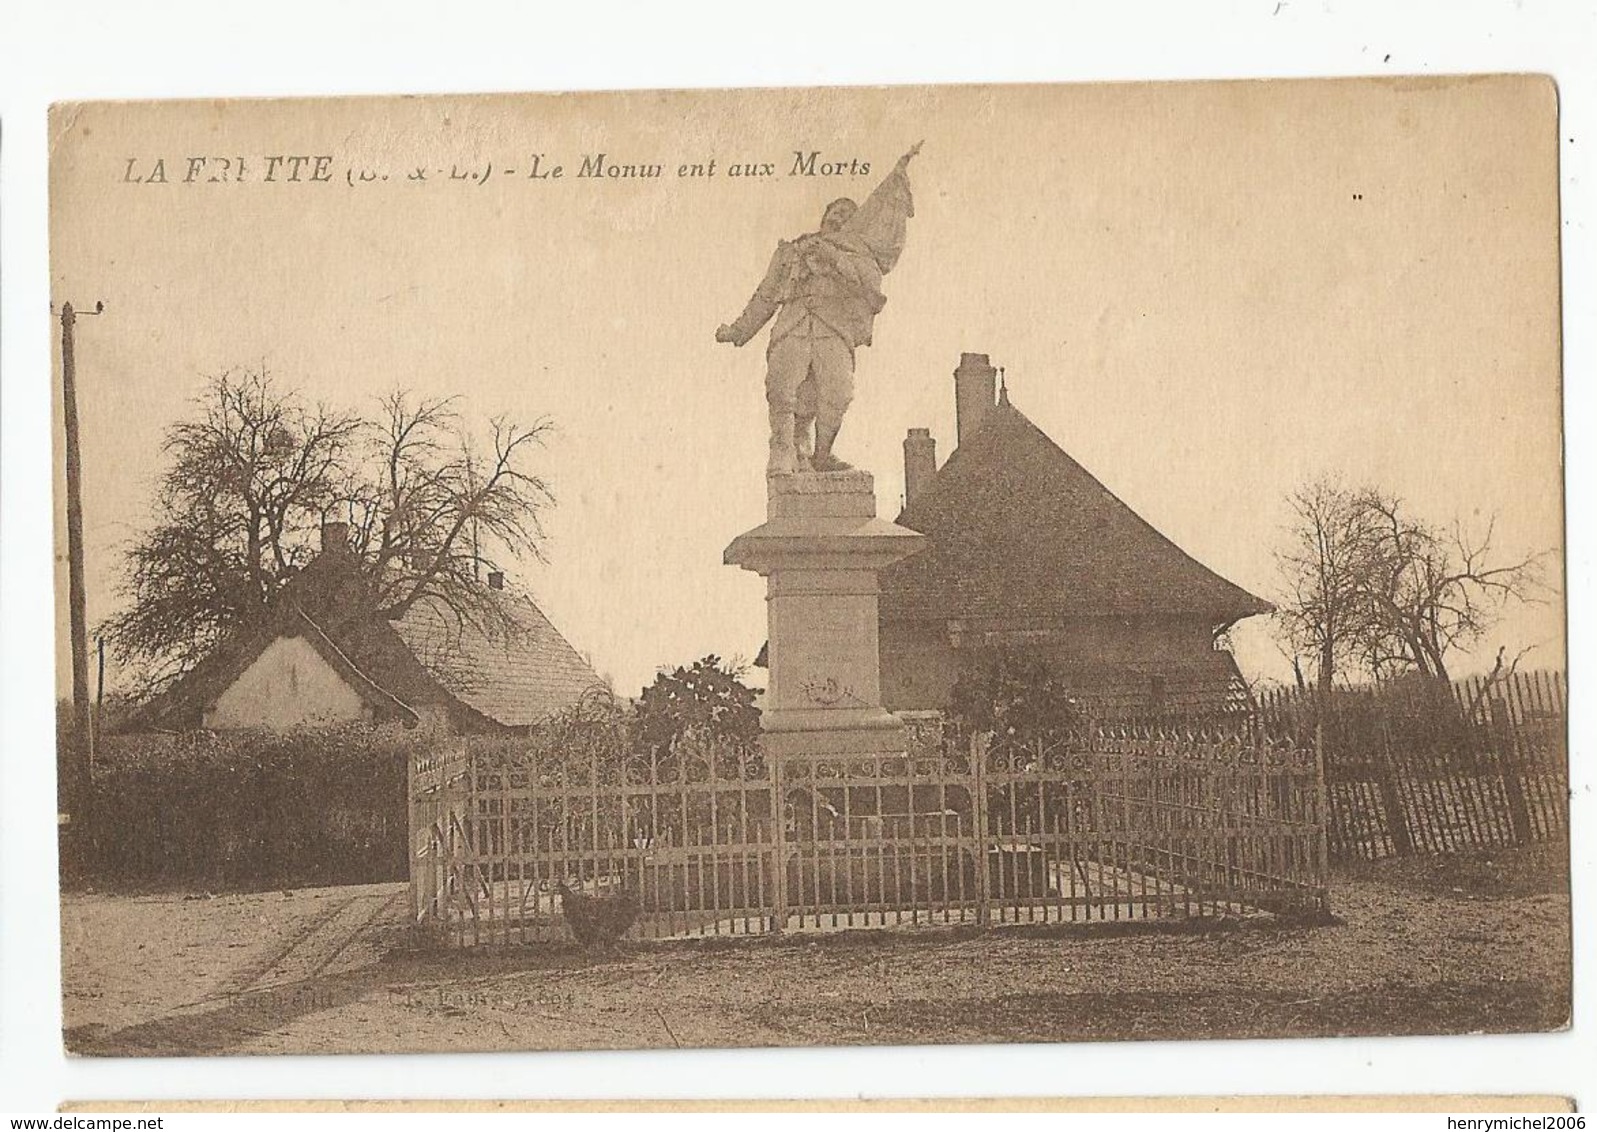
[954,352,999,448]
[320,521,350,554]
[487,570,505,590]
[903,427,936,506]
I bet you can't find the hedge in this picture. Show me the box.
[74,725,435,892]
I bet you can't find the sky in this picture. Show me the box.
[49,77,1564,699]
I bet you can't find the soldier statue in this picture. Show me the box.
[716,142,921,475]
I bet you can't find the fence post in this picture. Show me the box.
[464,742,480,947]
[971,731,991,927]
[770,751,788,934]
[407,746,420,926]
[1369,708,1415,858]
[1489,696,1532,845]
[1306,722,1333,914]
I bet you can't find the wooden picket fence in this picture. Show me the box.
[408,714,1328,947]
[1253,671,1567,861]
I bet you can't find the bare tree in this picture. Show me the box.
[1351,492,1544,684]
[1273,478,1382,691]
[1273,476,1545,688]
[104,368,553,690]
[342,390,553,636]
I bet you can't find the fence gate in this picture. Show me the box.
[409,718,1328,947]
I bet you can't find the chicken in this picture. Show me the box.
[556,881,640,951]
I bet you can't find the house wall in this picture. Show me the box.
[881,615,1241,713]
[880,620,962,712]
[203,635,374,730]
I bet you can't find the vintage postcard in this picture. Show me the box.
[49,76,1567,1057]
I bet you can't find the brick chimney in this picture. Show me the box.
[903,427,936,506]
[487,570,505,590]
[954,352,998,448]
[320,520,350,554]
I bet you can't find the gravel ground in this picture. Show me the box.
[61,843,1570,1056]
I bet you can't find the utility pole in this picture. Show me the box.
[96,635,107,754]
[59,299,103,848]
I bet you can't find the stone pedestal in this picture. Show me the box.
[724,470,926,760]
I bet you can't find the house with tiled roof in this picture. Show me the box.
[136,522,604,734]
[878,353,1271,715]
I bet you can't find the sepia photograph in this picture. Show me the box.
[46,75,1567,1059]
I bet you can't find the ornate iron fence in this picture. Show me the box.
[409,716,1327,947]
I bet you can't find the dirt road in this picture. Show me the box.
[60,846,1570,1055]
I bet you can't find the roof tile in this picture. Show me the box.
[881,402,1272,624]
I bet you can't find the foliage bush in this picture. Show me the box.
[466,675,769,854]
[77,724,429,891]
[948,651,1084,739]
[469,666,763,786]
[65,658,766,892]
[635,655,762,756]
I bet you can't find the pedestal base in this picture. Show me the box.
[760,721,912,761]
[725,469,925,764]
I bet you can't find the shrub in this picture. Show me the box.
[635,655,761,757]
[948,651,1084,739]
[77,724,433,892]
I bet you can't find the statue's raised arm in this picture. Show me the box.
[842,141,921,274]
